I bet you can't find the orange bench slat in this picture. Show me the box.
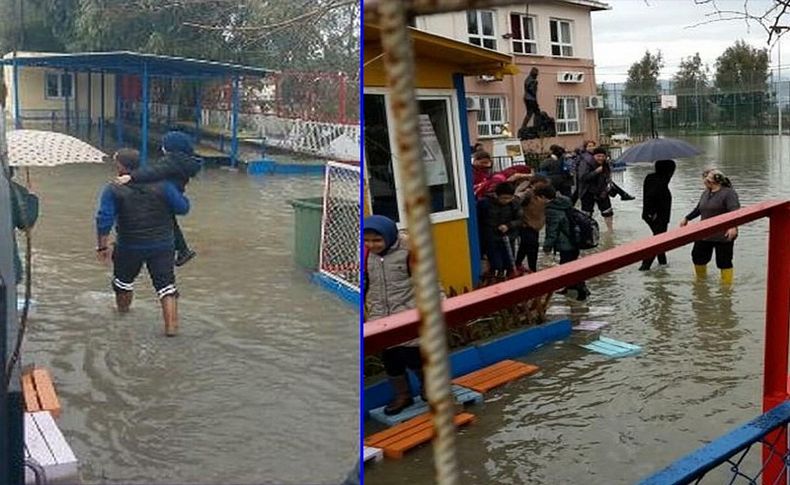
[452,360,539,393]
[21,373,40,413]
[365,413,476,459]
[29,368,61,418]
[453,360,522,387]
[365,413,433,444]
[466,366,539,393]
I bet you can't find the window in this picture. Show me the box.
[364,93,400,222]
[45,72,73,99]
[467,10,496,50]
[364,92,464,222]
[556,97,580,134]
[550,19,573,57]
[510,14,537,55]
[477,96,508,138]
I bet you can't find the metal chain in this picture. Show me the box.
[375,1,459,484]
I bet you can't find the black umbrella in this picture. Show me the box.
[616,137,703,164]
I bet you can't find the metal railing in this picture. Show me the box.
[639,400,790,484]
[364,200,790,484]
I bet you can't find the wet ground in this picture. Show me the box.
[19,163,358,484]
[365,135,790,484]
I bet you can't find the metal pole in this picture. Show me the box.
[115,74,123,144]
[141,63,149,166]
[100,72,105,147]
[64,70,70,133]
[12,57,21,129]
[376,2,460,484]
[73,71,79,134]
[695,78,700,131]
[194,82,202,145]
[231,76,240,168]
[779,38,782,137]
[650,100,657,138]
[762,205,790,484]
[166,78,173,127]
[87,71,92,136]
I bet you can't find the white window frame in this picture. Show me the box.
[364,87,469,225]
[549,18,574,57]
[44,71,74,100]
[467,10,497,51]
[477,96,509,139]
[510,13,538,56]
[556,97,581,134]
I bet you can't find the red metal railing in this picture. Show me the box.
[364,199,790,484]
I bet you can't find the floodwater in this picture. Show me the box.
[365,135,790,484]
[19,162,359,484]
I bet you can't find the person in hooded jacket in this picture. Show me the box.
[639,159,676,271]
[543,185,590,301]
[116,131,202,267]
[540,144,573,197]
[363,215,424,416]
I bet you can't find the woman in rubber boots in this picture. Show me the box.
[680,169,740,284]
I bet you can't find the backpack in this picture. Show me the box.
[565,208,599,250]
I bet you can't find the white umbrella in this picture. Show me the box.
[6,129,107,167]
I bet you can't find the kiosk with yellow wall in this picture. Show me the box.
[363,24,516,291]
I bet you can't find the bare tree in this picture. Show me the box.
[692,0,790,44]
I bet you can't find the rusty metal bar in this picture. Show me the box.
[365,200,790,355]
[375,0,460,483]
[364,0,530,23]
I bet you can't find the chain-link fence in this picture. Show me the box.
[599,79,790,136]
[319,161,360,292]
[639,400,790,485]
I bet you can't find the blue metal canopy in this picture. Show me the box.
[0,51,273,78]
[3,51,272,167]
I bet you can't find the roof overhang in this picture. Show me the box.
[364,24,517,77]
[0,51,273,79]
[561,0,611,11]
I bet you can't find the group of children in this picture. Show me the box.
[363,136,743,416]
[471,141,630,298]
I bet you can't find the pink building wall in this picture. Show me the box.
[466,55,599,155]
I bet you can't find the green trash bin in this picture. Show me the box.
[290,197,324,270]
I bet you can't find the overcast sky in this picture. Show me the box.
[592,0,785,83]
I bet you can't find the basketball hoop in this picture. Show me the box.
[661,95,678,109]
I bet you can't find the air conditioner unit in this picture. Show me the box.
[585,95,604,109]
[557,71,585,84]
[466,96,481,111]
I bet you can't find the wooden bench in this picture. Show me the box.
[452,359,539,393]
[364,412,476,459]
[22,367,61,418]
[24,411,78,485]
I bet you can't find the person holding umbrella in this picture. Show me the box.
[679,169,740,284]
[639,159,676,271]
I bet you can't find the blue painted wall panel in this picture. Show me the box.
[363,319,572,414]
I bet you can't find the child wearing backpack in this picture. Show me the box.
[543,185,591,301]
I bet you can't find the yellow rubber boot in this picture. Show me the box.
[721,268,734,285]
[694,264,707,280]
